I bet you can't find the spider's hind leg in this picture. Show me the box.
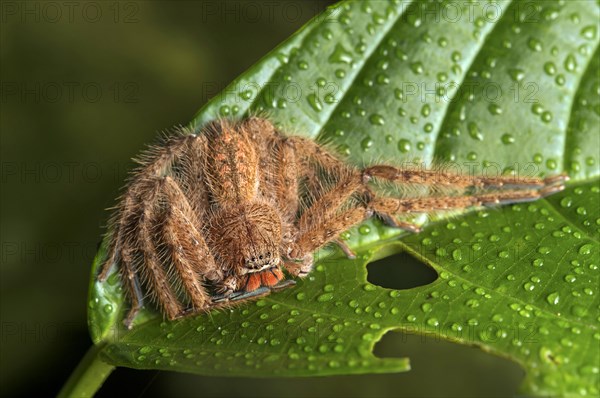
[363,165,567,191]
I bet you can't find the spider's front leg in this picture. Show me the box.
[100,177,187,328]
[99,133,227,328]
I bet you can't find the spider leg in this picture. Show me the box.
[332,239,356,259]
[161,176,217,314]
[99,132,220,327]
[209,287,272,306]
[295,207,368,259]
[375,213,422,233]
[99,132,200,281]
[119,239,144,328]
[99,194,136,281]
[297,172,363,231]
[369,185,565,215]
[111,178,185,329]
[136,179,184,323]
[288,135,349,177]
[210,280,296,305]
[253,124,302,259]
[363,165,569,191]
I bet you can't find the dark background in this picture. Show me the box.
[1,1,523,396]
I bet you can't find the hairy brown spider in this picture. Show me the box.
[98,117,567,328]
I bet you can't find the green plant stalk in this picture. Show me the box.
[58,344,114,398]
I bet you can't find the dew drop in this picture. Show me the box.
[318,293,334,302]
[560,338,573,348]
[538,247,551,255]
[466,299,479,308]
[564,54,577,72]
[240,90,252,100]
[579,243,593,255]
[219,105,231,116]
[527,38,543,52]
[523,282,535,292]
[306,94,323,112]
[410,61,424,74]
[468,122,483,140]
[358,225,371,235]
[361,137,373,151]
[501,133,515,145]
[581,25,598,40]
[421,104,431,117]
[543,62,557,76]
[322,91,338,103]
[369,114,385,125]
[488,104,503,115]
[541,111,553,123]
[363,284,376,292]
[452,249,462,261]
[328,44,353,64]
[397,139,411,153]
[508,68,525,82]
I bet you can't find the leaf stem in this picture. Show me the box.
[58,344,115,398]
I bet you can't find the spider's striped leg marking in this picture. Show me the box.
[363,165,568,191]
[369,187,560,215]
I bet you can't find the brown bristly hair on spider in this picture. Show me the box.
[98,116,568,328]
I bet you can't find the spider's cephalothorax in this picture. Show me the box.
[98,117,567,328]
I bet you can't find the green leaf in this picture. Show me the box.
[88,1,599,396]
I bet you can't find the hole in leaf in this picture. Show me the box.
[367,250,437,289]
[373,330,524,396]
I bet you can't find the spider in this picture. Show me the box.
[98,117,567,328]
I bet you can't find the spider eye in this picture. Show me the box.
[259,255,263,260]
[266,252,271,257]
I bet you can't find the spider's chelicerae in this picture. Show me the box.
[98,117,567,328]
